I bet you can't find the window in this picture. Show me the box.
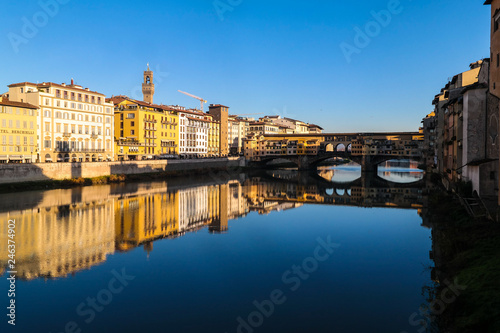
[127,113,135,119]
[131,130,135,135]
[44,140,51,148]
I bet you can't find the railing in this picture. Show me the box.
[116,140,143,146]
[54,148,106,153]
[91,134,98,139]
[62,132,71,138]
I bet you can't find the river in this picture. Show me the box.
[0,165,435,333]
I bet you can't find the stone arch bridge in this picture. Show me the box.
[246,132,423,172]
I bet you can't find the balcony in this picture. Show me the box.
[62,132,71,138]
[117,140,143,147]
[54,148,106,153]
[91,134,98,139]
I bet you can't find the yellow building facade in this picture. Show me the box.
[207,114,221,157]
[244,134,324,159]
[110,96,179,161]
[0,98,38,163]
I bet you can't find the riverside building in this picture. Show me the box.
[0,97,38,163]
[177,108,211,157]
[109,96,179,161]
[6,81,114,162]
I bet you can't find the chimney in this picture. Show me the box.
[71,79,74,86]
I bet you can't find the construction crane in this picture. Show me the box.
[178,90,207,112]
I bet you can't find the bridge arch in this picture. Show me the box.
[334,143,352,153]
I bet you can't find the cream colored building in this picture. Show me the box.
[7,81,114,162]
[177,107,210,157]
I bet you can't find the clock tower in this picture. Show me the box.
[142,64,155,104]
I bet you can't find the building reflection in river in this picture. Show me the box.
[0,169,426,280]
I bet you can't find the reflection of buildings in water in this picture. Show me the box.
[317,169,336,182]
[114,192,179,252]
[243,179,304,214]
[178,186,212,233]
[114,182,251,248]
[0,175,424,281]
[0,200,115,280]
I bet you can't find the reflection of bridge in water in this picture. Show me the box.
[247,169,425,210]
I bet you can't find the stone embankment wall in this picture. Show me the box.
[0,158,246,185]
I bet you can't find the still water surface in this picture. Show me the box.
[1,166,432,333]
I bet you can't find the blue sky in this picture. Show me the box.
[0,0,490,132]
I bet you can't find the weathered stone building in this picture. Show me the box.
[424,59,499,198]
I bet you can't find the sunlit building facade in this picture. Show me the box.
[6,81,114,162]
[0,97,38,163]
[109,96,179,161]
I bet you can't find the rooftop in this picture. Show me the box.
[8,81,106,96]
[0,97,38,109]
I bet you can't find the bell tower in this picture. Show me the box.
[142,64,155,104]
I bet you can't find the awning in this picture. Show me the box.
[0,156,8,161]
[9,156,23,160]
